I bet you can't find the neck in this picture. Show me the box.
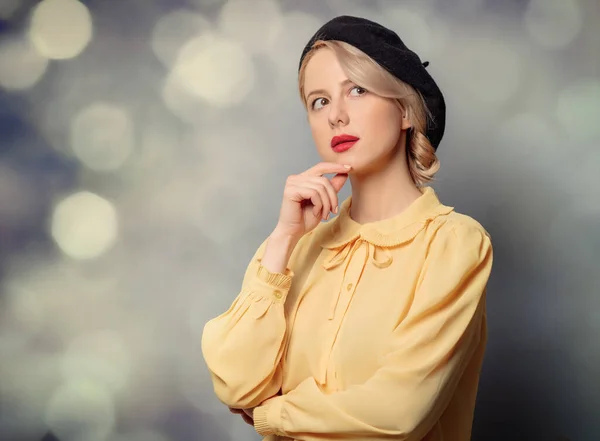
[348,145,423,224]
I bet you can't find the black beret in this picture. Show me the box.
[299,15,446,150]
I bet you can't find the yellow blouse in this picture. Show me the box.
[201,186,494,441]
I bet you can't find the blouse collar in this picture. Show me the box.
[320,186,454,250]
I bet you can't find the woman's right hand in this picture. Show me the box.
[274,162,352,240]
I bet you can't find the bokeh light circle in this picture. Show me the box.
[44,378,116,441]
[170,32,256,108]
[0,37,48,90]
[217,0,283,54]
[51,191,118,260]
[268,11,323,75]
[524,0,583,49]
[70,102,135,171]
[151,9,211,68]
[28,0,93,60]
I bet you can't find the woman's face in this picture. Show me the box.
[302,48,411,174]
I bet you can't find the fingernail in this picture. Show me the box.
[344,165,351,169]
[334,206,338,214]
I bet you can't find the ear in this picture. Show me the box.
[401,113,412,131]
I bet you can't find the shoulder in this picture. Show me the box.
[431,210,491,240]
[425,211,493,258]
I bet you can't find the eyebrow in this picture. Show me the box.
[305,79,353,102]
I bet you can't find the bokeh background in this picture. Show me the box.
[0,0,598,440]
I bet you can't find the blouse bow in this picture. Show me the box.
[322,236,393,319]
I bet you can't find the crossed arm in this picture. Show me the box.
[204,226,493,440]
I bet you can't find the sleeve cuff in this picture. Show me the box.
[256,262,293,288]
[249,261,294,302]
[253,395,285,437]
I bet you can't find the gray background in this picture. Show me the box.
[0,0,598,440]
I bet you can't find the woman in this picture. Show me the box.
[201,16,493,441]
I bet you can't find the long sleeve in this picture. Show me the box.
[253,224,494,440]
[201,237,294,409]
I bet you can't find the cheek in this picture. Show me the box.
[362,105,402,147]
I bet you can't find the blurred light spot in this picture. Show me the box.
[70,102,134,171]
[45,378,115,441]
[455,39,521,104]
[169,32,256,108]
[556,78,600,143]
[161,73,221,124]
[0,0,21,20]
[111,429,171,441]
[151,9,211,68]
[218,0,283,54]
[4,257,116,337]
[60,330,132,393]
[0,37,49,90]
[269,11,322,75]
[28,0,93,60]
[51,191,118,260]
[524,0,582,49]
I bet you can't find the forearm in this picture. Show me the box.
[254,321,482,440]
[261,227,302,274]
[202,233,299,408]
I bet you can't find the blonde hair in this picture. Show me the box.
[298,40,440,186]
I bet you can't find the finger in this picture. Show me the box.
[287,185,324,217]
[229,407,243,414]
[308,188,325,219]
[330,173,350,193]
[301,162,352,177]
[241,412,254,425]
[301,182,331,219]
[307,176,338,215]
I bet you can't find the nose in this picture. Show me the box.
[327,99,349,128]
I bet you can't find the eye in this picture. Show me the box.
[311,97,329,110]
[349,86,367,96]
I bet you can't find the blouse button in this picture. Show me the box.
[346,282,353,291]
[273,290,282,299]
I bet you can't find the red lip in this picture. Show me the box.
[331,134,359,152]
